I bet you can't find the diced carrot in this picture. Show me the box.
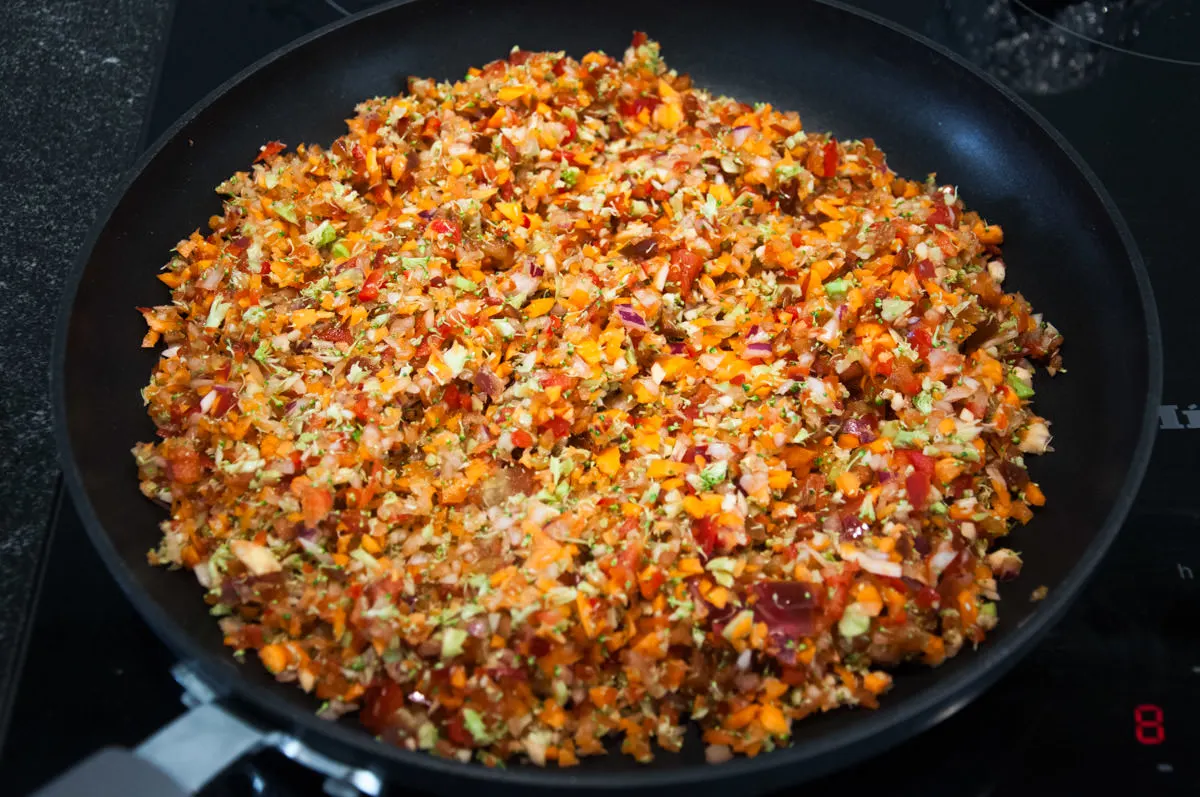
[758,703,789,736]
[259,644,289,674]
[595,446,622,477]
[1025,482,1046,506]
[725,704,759,730]
[527,297,556,318]
[863,671,892,695]
[923,635,946,665]
[935,458,964,484]
[835,470,861,496]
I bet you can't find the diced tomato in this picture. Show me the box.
[446,711,475,748]
[914,586,941,610]
[539,372,573,388]
[428,217,462,243]
[669,248,703,297]
[618,96,661,118]
[906,449,934,476]
[360,682,406,734]
[821,565,858,629]
[691,516,718,557]
[906,470,931,510]
[211,389,237,419]
[639,568,666,599]
[543,416,571,438]
[906,326,932,358]
[510,429,534,449]
[927,204,954,228]
[631,31,648,47]
[358,269,386,302]
[255,140,285,163]
[561,119,577,146]
[914,258,936,281]
[823,140,838,178]
[443,383,467,411]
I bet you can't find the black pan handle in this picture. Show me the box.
[31,703,266,797]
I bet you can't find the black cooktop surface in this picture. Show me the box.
[4,1,1198,794]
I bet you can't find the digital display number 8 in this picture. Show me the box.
[1134,704,1165,745]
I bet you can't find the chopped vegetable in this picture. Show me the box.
[136,34,1062,770]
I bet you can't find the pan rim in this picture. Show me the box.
[51,0,1163,789]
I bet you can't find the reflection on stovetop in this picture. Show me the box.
[5,0,1200,794]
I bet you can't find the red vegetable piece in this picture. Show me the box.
[358,269,386,302]
[915,585,941,610]
[752,580,820,639]
[446,711,475,748]
[443,383,466,411]
[359,682,406,734]
[907,326,933,358]
[823,140,838,178]
[906,470,931,510]
[670,248,703,297]
[691,516,718,557]
[544,416,571,438]
[927,204,954,228]
[428,217,462,243]
[255,140,285,163]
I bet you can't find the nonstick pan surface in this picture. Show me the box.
[53,0,1160,792]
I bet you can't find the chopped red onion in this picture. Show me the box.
[473,367,504,399]
[743,341,772,359]
[615,304,649,331]
[731,126,752,147]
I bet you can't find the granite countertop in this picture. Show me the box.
[0,0,170,700]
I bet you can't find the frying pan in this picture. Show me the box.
[45,0,1160,794]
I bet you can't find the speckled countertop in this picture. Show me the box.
[0,0,170,700]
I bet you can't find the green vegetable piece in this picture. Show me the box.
[462,708,492,744]
[441,627,468,659]
[823,278,849,299]
[1007,370,1035,399]
[272,201,298,224]
[307,220,338,248]
[880,298,914,322]
[838,605,871,638]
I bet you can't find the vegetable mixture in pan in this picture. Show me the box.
[135,36,1063,766]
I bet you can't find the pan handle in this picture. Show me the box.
[30,664,383,797]
[32,702,265,797]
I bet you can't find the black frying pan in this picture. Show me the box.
[46,0,1160,794]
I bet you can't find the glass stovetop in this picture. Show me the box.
[3,1,1197,795]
